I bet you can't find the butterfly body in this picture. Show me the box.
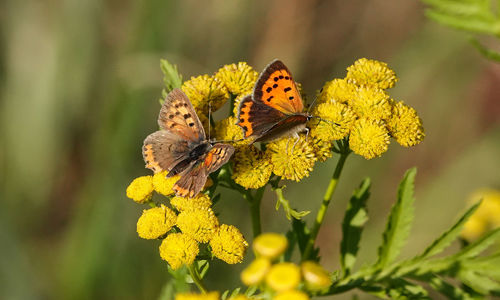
[237,60,312,143]
[143,89,234,198]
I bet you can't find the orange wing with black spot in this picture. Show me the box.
[236,95,285,139]
[253,60,304,114]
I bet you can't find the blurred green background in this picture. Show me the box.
[1,0,499,299]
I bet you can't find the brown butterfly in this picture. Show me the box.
[143,88,234,198]
[236,60,315,143]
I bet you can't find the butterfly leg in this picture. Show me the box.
[304,127,310,144]
[291,132,301,154]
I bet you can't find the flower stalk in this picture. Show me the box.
[188,263,208,293]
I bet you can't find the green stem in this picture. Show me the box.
[302,151,349,261]
[187,264,208,293]
[245,187,264,237]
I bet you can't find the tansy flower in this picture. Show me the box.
[214,116,251,148]
[209,224,248,264]
[136,205,177,239]
[461,188,500,241]
[175,291,220,300]
[215,62,258,96]
[349,86,392,120]
[159,233,199,270]
[274,290,310,300]
[232,146,273,189]
[346,58,398,89]
[181,75,229,113]
[267,136,317,182]
[317,78,357,104]
[153,171,179,196]
[310,137,333,162]
[170,194,213,212]
[349,119,390,159]
[387,101,425,147]
[301,261,332,290]
[176,207,219,243]
[253,233,288,259]
[233,94,249,116]
[265,262,301,292]
[461,216,487,242]
[241,257,271,286]
[126,176,154,203]
[310,101,356,143]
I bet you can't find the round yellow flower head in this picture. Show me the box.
[209,224,248,264]
[136,205,177,239]
[274,290,310,300]
[265,262,301,292]
[468,189,500,227]
[176,207,219,243]
[267,136,317,182]
[346,58,398,89]
[215,62,258,96]
[301,261,332,290]
[240,257,271,286]
[349,86,392,120]
[317,78,357,104]
[309,138,333,162]
[170,194,213,212]
[175,291,220,300]
[233,93,250,115]
[152,171,179,196]
[387,101,425,147]
[310,101,356,143]
[126,175,154,203]
[230,295,251,300]
[461,216,487,242]
[159,233,199,270]
[214,116,251,148]
[349,118,390,159]
[181,74,229,113]
[232,146,273,189]
[253,233,288,259]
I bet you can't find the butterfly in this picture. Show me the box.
[236,59,314,143]
[143,88,234,198]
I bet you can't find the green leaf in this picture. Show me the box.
[470,38,500,62]
[418,202,481,260]
[459,269,500,295]
[386,278,430,299]
[340,178,371,276]
[425,10,500,35]
[160,59,182,93]
[376,168,417,268]
[454,228,500,260]
[292,218,319,260]
[463,252,500,281]
[428,275,477,300]
[275,187,310,220]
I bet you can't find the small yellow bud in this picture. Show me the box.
[301,261,332,290]
[265,262,301,292]
[240,257,271,286]
[273,290,310,300]
[253,233,288,259]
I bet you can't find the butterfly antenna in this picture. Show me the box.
[208,102,212,140]
[311,115,340,127]
[307,95,319,114]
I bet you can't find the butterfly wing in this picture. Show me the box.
[236,95,286,139]
[253,59,304,114]
[173,144,234,198]
[254,114,309,142]
[142,130,189,174]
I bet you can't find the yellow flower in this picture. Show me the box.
[136,205,177,239]
[210,224,248,264]
[467,189,500,227]
[253,233,288,259]
[126,176,154,203]
[349,86,392,120]
[175,291,220,300]
[170,194,213,212]
[274,290,310,300]
[230,295,251,300]
[301,261,332,290]
[317,79,357,104]
[310,101,356,143]
[159,233,199,270]
[232,146,273,189]
[152,171,179,196]
[241,257,271,286]
[176,207,219,243]
[346,58,398,89]
[265,262,301,292]
[461,216,487,242]
[387,101,425,147]
[215,62,258,96]
[267,136,317,182]
[349,119,390,159]
[310,137,333,162]
[214,116,251,147]
[181,75,229,113]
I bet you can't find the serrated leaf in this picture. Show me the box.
[376,168,417,268]
[418,202,481,259]
[428,275,477,300]
[387,278,430,299]
[421,0,484,17]
[459,269,500,295]
[426,10,499,35]
[160,59,182,93]
[284,230,297,261]
[463,252,500,281]
[275,187,310,220]
[470,38,500,62]
[454,228,500,260]
[292,218,319,260]
[340,178,371,276]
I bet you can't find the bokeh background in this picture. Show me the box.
[1,0,499,299]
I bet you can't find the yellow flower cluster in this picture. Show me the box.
[240,233,331,300]
[461,188,500,241]
[311,58,425,159]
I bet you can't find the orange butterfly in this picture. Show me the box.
[143,88,234,198]
[236,60,314,143]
